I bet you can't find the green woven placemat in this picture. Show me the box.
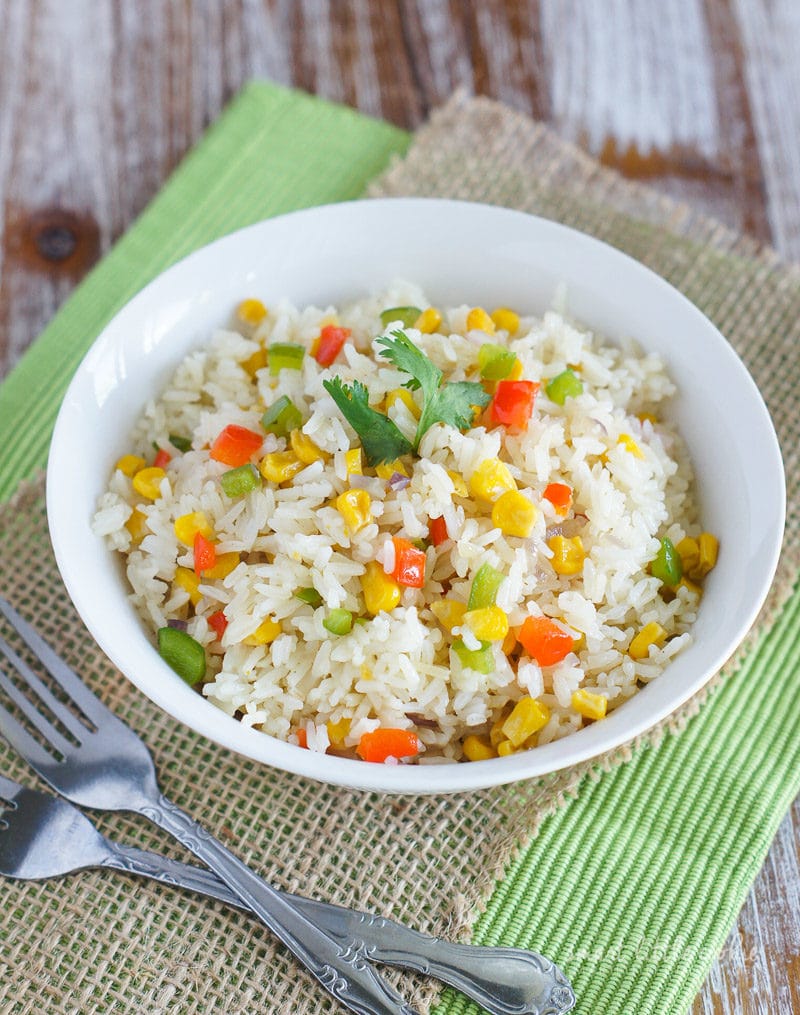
[1,82,798,1015]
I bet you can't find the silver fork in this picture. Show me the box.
[0,597,575,1015]
[0,772,575,1015]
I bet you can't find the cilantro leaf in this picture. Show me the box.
[376,330,491,448]
[322,377,412,467]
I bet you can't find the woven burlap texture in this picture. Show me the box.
[1,93,797,1015]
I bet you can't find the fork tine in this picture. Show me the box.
[0,597,109,725]
[0,668,73,756]
[0,692,60,770]
[0,636,91,741]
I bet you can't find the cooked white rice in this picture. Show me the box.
[93,281,708,763]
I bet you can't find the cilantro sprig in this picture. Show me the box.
[322,330,490,467]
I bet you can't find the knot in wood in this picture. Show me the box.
[35,222,78,262]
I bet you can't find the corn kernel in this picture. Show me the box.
[496,739,516,757]
[335,488,372,533]
[629,622,667,660]
[361,560,401,615]
[204,552,240,581]
[132,466,166,500]
[502,697,550,747]
[675,536,700,575]
[447,470,468,497]
[430,599,467,632]
[345,448,363,476]
[290,429,327,465]
[125,508,148,543]
[695,533,719,578]
[327,716,351,748]
[469,459,517,502]
[116,454,145,477]
[618,434,644,459]
[385,388,420,419]
[491,489,537,538]
[174,511,214,546]
[675,576,703,600]
[463,735,495,762]
[490,307,520,334]
[466,307,496,335]
[415,307,442,334]
[242,346,268,378]
[174,566,201,606]
[507,359,524,381]
[490,712,509,747]
[259,452,305,484]
[237,298,267,325]
[501,628,517,656]
[463,606,509,642]
[572,688,607,721]
[375,459,409,480]
[548,535,585,576]
[245,617,282,646]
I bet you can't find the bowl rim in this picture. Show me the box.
[47,196,786,794]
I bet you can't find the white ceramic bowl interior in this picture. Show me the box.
[47,198,785,793]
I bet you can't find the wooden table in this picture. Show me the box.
[1,3,798,1011]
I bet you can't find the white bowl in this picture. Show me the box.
[47,198,785,794]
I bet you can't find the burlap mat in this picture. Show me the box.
[1,94,798,1014]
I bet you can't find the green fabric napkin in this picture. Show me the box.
[1,81,798,1015]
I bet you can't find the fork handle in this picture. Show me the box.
[100,842,573,1015]
[138,791,417,1015]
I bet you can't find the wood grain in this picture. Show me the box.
[1,2,799,1012]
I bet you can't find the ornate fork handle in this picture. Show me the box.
[100,842,574,1015]
[139,792,417,1015]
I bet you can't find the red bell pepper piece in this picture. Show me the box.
[518,616,574,667]
[429,515,448,547]
[209,424,263,467]
[208,610,228,640]
[314,325,351,367]
[153,448,171,469]
[356,728,420,763]
[543,482,573,517]
[193,532,217,576]
[489,380,539,429]
[391,537,426,588]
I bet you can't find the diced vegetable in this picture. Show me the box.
[380,306,422,328]
[259,451,304,484]
[193,532,216,576]
[496,740,516,757]
[268,342,305,374]
[210,424,263,467]
[245,618,282,646]
[315,325,351,366]
[518,616,574,666]
[153,448,171,469]
[571,689,607,720]
[491,490,537,537]
[490,307,520,334]
[391,538,426,588]
[174,567,201,606]
[115,454,145,477]
[168,434,191,452]
[466,307,495,334]
[430,599,467,632]
[545,368,583,405]
[290,429,327,465]
[447,470,468,497]
[361,561,401,615]
[629,622,667,660]
[650,537,683,586]
[208,611,228,640]
[204,552,240,580]
[295,587,323,607]
[462,735,495,761]
[502,697,550,746]
[356,728,420,763]
[132,466,166,500]
[295,728,308,749]
[335,488,372,533]
[489,380,539,429]
[157,627,206,686]
[242,346,268,378]
[463,606,508,642]
[429,515,448,546]
[323,609,353,635]
[696,533,719,579]
[220,464,261,498]
[548,535,586,576]
[237,298,267,325]
[385,387,420,419]
[174,511,214,546]
[376,459,409,480]
[415,307,442,333]
[344,448,363,475]
[261,395,303,437]
[543,482,572,517]
[469,459,517,502]
[468,563,505,610]
[675,536,700,576]
[478,343,518,380]
[618,433,644,459]
[125,508,148,543]
[452,638,495,674]
[327,716,351,748]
